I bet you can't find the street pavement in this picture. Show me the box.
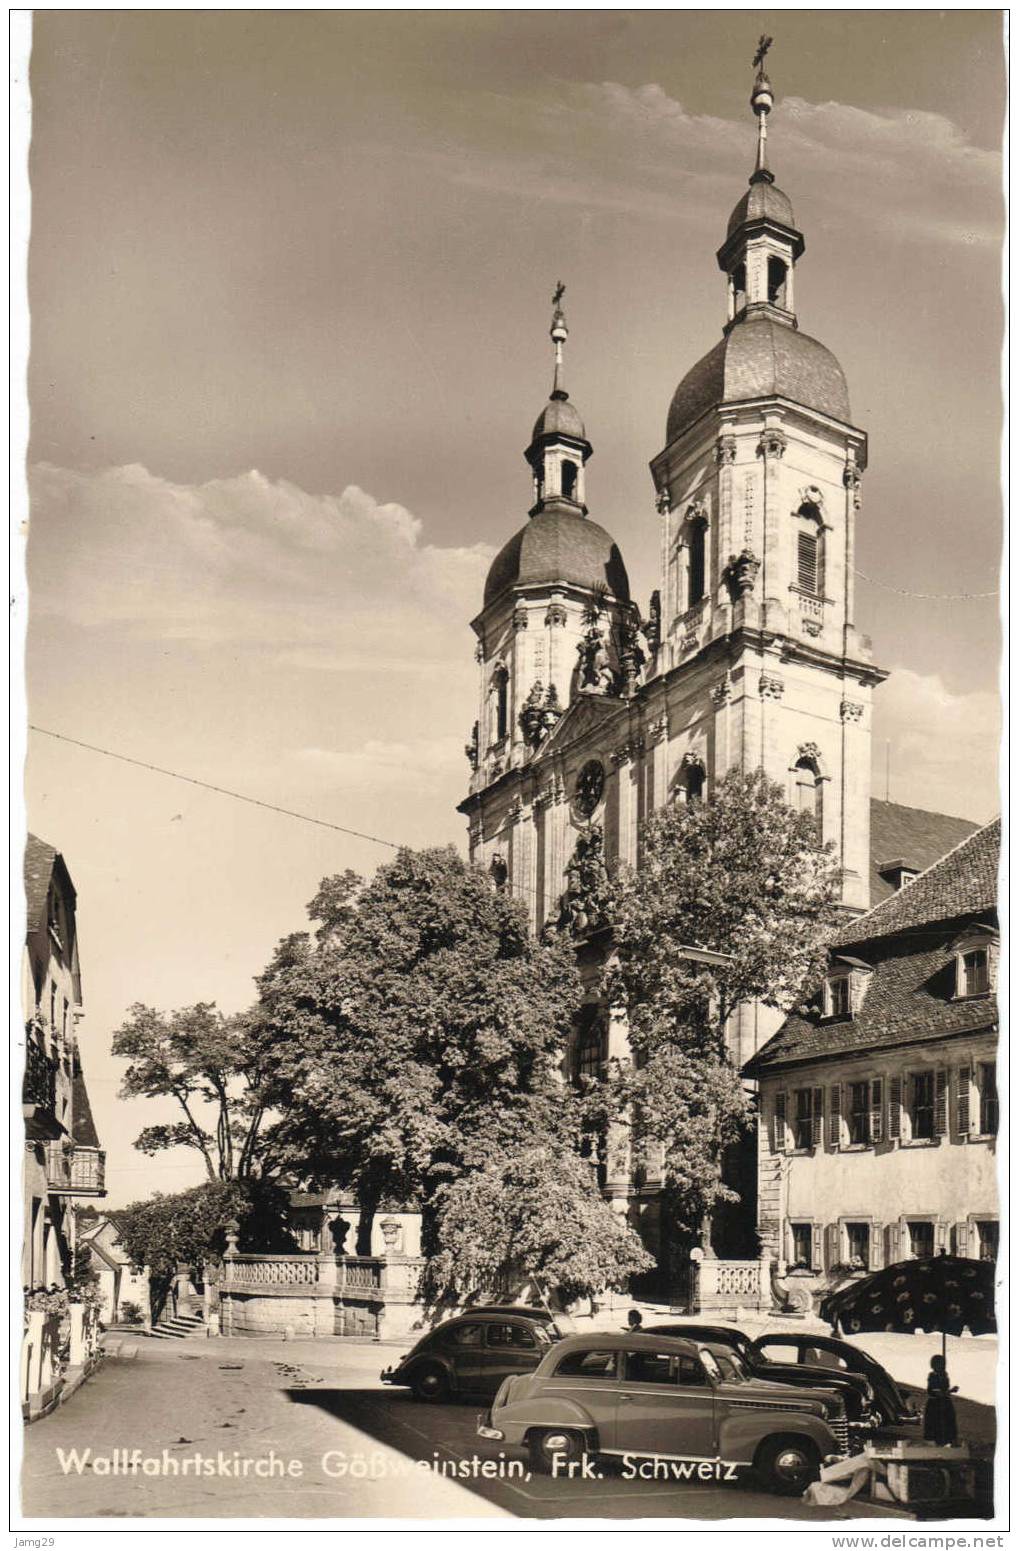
[16,1332,943,1524]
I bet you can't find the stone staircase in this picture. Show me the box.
[144,1311,205,1341]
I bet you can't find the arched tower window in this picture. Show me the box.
[687,516,707,607]
[795,501,824,597]
[561,460,578,501]
[793,755,823,841]
[490,664,509,743]
[767,256,788,307]
[732,261,747,314]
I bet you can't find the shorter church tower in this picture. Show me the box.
[461,290,635,926]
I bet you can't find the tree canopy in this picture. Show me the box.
[429,1146,654,1306]
[601,766,840,1236]
[250,846,585,1251]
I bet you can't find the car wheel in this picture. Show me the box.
[755,1435,821,1496]
[410,1364,450,1403]
[528,1428,588,1475]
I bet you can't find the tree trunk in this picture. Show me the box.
[355,1189,381,1258]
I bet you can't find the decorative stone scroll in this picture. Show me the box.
[759,673,785,700]
[840,700,864,722]
[723,547,761,600]
[544,600,568,628]
[711,679,731,707]
[512,604,529,632]
[714,434,738,466]
[843,462,863,509]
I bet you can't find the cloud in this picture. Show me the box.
[28,462,492,669]
[872,667,1000,822]
[418,81,1003,245]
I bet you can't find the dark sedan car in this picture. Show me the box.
[749,1332,919,1427]
[381,1311,556,1402]
[645,1323,880,1431]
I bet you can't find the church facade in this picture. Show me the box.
[457,63,889,1248]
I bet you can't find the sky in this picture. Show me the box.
[20,11,1004,1206]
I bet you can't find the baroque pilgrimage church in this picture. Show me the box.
[457,56,982,1274]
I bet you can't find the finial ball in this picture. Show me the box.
[751,78,774,116]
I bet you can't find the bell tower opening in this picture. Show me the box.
[767,255,788,307]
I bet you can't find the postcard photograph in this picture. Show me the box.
[13,7,1005,1535]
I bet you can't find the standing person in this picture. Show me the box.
[923,1354,959,1446]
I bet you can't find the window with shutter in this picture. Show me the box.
[812,1087,824,1149]
[871,1222,884,1269]
[888,1076,903,1141]
[824,1223,839,1269]
[870,1078,884,1144]
[952,1221,970,1257]
[955,1065,973,1138]
[828,1084,842,1149]
[935,1221,948,1254]
[934,1069,949,1138]
[773,1091,788,1154]
[885,1223,900,1264]
[797,531,818,594]
[811,1223,823,1272]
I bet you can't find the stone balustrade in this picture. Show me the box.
[21,1309,62,1417]
[216,1252,424,1340]
[693,1257,769,1314]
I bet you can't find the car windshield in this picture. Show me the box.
[704,1346,749,1383]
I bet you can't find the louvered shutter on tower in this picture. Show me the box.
[798,531,818,593]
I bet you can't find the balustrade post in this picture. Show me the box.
[68,1303,85,1367]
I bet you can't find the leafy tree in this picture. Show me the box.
[429,1146,655,1306]
[251,847,589,1255]
[108,1180,245,1315]
[111,1002,274,1181]
[601,767,840,1239]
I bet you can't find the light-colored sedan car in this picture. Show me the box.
[477,1331,850,1494]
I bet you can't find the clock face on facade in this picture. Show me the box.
[575,759,605,817]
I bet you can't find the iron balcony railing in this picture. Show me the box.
[44,1142,106,1196]
[22,1035,57,1114]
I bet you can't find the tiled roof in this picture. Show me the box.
[484,509,630,606]
[842,818,999,948]
[71,1068,101,1148]
[869,800,979,906]
[747,818,999,1074]
[24,834,58,933]
[666,315,850,443]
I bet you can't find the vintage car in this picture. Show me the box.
[380,1310,556,1402]
[646,1322,880,1432]
[477,1332,850,1494]
[749,1332,919,1427]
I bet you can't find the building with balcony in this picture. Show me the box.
[22,834,106,1294]
[745,817,999,1309]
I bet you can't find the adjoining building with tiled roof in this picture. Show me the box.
[744,820,999,1310]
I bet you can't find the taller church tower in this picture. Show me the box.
[649,52,886,928]
[460,51,886,1075]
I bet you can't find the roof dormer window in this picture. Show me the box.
[950,927,997,1000]
[823,955,872,1020]
[825,975,850,1019]
[877,858,919,892]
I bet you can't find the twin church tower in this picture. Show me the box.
[458,53,887,1074]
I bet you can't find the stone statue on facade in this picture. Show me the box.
[577,624,616,695]
[464,720,479,770]
[558,824,612,937]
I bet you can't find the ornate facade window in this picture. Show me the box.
[490,663,509,743]
[793,752,823,840]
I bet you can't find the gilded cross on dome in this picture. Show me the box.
[552,280,566,309]
[752,34,773,76]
